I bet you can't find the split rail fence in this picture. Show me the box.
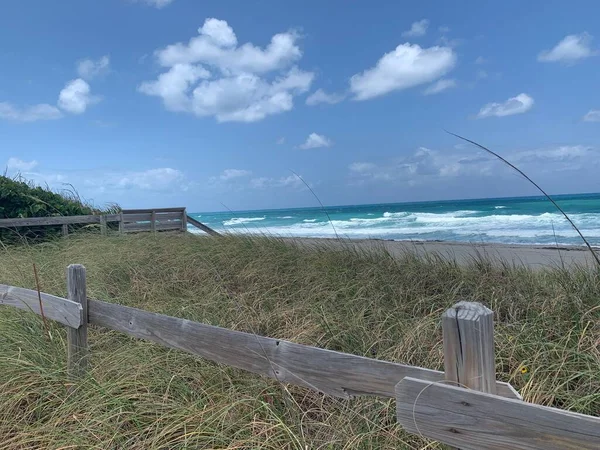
[1,265,599,449]
[0,207,220,236]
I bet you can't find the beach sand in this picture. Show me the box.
[293,238,598,270]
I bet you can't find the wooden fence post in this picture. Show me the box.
[100,215,107,236]
[151,210,157,233]
[62,223,69,237]
[118,212,124,234]
[181,208,188,232]
[67,264,88,378]
[442,301,496,395]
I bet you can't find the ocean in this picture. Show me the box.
[189,193,600,246]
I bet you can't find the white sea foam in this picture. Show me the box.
[494,206,507,209]
[278,216,294,219]
[222,217,266,226]
[199,208,600,245]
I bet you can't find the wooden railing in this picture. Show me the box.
[1,265,598,449]
[0,208,219,236]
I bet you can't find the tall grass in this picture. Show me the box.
[0,233,599,448]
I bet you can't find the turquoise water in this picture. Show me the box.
[189,193,600,246]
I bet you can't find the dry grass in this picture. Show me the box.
[0,232,599,448]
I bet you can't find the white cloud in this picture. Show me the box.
[77,56,110,80]
[348,162,376,173]
[402,19,429,38]
[139,18,313,122]
[250,174,305,190]
[306,88,345,105]
[475,56,486,64]
[220,169,252,181]
[349,43,456,100]
[58,79,99,114]
[477,93,534,118]
[349,144,598,185]
[538,33,596,64]
[423,78,456,95]
[156,18,302,73]
[113,168,186,191]
[139,64,210,112]
[298,133,332,149]
[583,110,600,122]
[0,102,62,122]
[6,157,38,171]
[514,145,593,163]
[439,26,451,33]
[276,137,285,145]
[134,0,175,8]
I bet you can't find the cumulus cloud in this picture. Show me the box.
[538,33,596,64]
[0,102,62,122]
[305,88,345,105]
[58,79,99,114]
[220,169,252,180]
[349,43,456,100]
[423,78,456,95]
[6,157,39,171]
[583,110,600,122]
[139,18,313,122]
[477,93,534,118]
[77,56,110,80]
[298,133,332,149]
[402,19,429,38]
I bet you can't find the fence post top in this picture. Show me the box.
[443,301,492,320]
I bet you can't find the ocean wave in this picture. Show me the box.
[197,208,600,245]
[494,206,507,209]
[223,217,266,226]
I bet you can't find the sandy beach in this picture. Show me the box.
[294,238,599,270]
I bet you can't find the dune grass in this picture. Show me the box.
[0,232,599,448]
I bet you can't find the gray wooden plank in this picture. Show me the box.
[122,207,186,214]
[122,213,153,222]
[66,265,88,378]
[88,300,518,399]
[186,215,221,236]
[0,284,83,328]
[123,212,182,223]
[155,222,182,231]
[0,215,100,228]
[443,301,496,394]
[104,214,122,222]
[395,377,600,450]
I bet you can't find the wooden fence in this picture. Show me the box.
[0,207,220,236]
[1,265,599,449]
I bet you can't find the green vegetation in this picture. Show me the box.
[0,175,119,242]
[0,233,599,448]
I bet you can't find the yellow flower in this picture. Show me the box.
[520,366,529,374]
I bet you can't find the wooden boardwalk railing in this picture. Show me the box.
[1,265,598,449]
[0,207,219,236]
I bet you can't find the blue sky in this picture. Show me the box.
[1,0,599,212]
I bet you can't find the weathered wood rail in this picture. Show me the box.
[0,207,219,236]
[1,266,598,449]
